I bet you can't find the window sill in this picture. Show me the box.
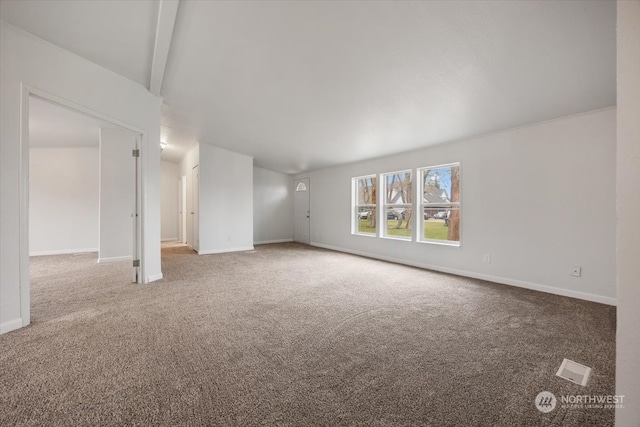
[353,232,377,238]
[417,239,461,248]
[381,235,412,242]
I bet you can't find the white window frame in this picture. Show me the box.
[418,162,461,246]
[381,169,413,241]
[352,174,377,237]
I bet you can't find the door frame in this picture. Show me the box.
[19,84,147,327]
[179,175,187,244]
[191,165,199,251]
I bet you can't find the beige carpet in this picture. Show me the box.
[0,243,615,426]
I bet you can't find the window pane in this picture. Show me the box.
[356,207,376,235]
[385,207,411,239]
[385,171,412,204]
[420,164,460,243]
[356,176,376,205]
[422,165,459,205]
[423,208,458,241]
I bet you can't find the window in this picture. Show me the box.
[382,170,412,240]
[353,175,377,235]
[419,163,460,245]
[295,182,307,191]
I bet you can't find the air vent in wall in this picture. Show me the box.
[556,358,592,386]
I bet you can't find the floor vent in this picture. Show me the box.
[556,358,591,386]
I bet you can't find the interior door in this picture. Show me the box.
[294,177,310,244]
[191,165,199,251]
[132,135,140,283]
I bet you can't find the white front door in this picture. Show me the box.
[294,178,310,244]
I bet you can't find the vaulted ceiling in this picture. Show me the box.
[0,0,616,173]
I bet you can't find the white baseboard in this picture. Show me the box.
[30,248,97,256]
[198,246,255,255]
[97,255,133,264]
[254,239,293,245]
[310,242,618,307]
[0,318,24,334]
[161,237,179,242]
[147,273,163,283]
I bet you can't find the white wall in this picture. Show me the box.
[0,23,162,334]
[161,161,180,241]
[253,166,294,244]
[98,127,136,262]
[297,108,616,305]
[615,2,640,425]
[198,144,254,254]
[29,147,99,255]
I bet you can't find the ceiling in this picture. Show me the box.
[1,0,616,173]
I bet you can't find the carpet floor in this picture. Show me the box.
[0,243,616,426]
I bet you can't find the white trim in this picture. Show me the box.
[310,242,617,306]
[0,318,24,334]
[353,233,377,238]
[26,86,146,134]
[20,84,31,327]
[161,237,179,242]
[30,248,98,256]
[254,239,293,245]
[198,246,255,255]
[380,235,412,242]
[97,255,133,264]
[416,239,461,248]
[148,273,163,282]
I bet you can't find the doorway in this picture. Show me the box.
[25,92,142,323]
[294,177,310,244]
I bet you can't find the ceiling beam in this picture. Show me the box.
[149,0,180,96]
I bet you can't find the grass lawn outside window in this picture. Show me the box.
[358,219,449,239]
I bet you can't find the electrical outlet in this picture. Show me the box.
[483,254,491,263]
[571,266,582,277]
